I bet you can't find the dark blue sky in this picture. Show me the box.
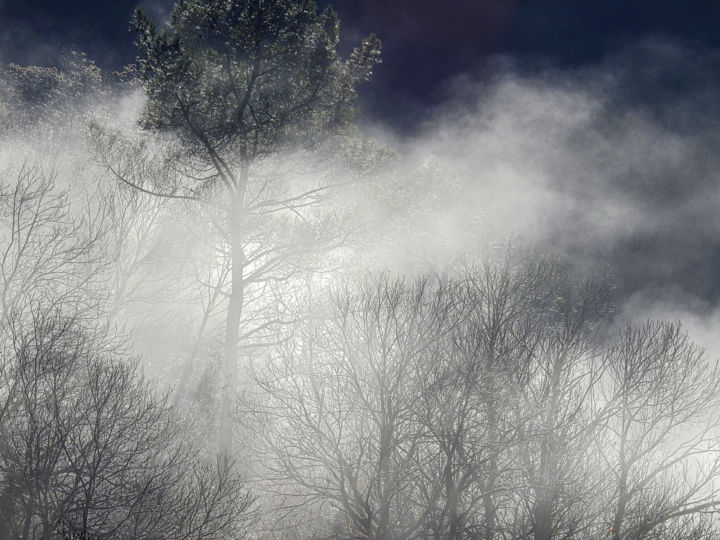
[1,0,719,129]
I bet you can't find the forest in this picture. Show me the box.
[1,1,720,539]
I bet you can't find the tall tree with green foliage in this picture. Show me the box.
[125,0,380,453]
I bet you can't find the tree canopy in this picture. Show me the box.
[132,0,381,190]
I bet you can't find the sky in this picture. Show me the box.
[2,1,720,349]
[1,1,719,129]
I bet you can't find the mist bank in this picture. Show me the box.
[2,38,720,356]
[370,39,720,297]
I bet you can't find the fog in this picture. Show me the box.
[2,16,720,537]
[2,36,719,403]
[3,33,720,420]
[351,39,720,353]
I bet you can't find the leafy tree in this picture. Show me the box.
[102,0,381,453]
[0,52,105,137]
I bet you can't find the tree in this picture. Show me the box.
[514,273,614,540]
[250,254,720,539]
[0,306,256,539]
[0,52,106,141]
[601,322,720,539]
[254,275,453,539]
[411,257,554,539]
[0,163,106,335]
[95,0,381,453]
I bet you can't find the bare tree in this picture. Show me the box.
[220,240,720,540]
[254,276,457,539]
[601,322,720,539]
[0,307,256,539]
[0,163,106,335]
[512,273,614,540]
[412,257,554,539]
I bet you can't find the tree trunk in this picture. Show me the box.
[612,416,631,540]
[219,179,246,455]
[482,476,497,540]
[445,458,460,538]
[482,373,499,540]
[533,484,554,540]
[612,474,628,540]
[533,354,563,540]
